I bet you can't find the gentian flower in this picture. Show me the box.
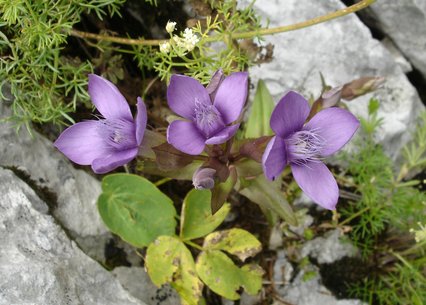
[167,71,248,155]
[262,91,359,210]
[192,167,216,190]
[54,74,147,174]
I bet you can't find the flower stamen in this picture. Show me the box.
[194,99,225,137]
[286,129,325,165]
[97,118,136,150]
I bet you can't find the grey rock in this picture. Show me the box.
[112,267,181,305]
[302,229,357,264]
[272,250,365,305]
[240,0,424,158]
[275,271,366,305]
[0,102,110,261]
[0,168,146,305]
[273,250,294,285]
[371,0,426,79]
[271,232,362,305]
[381,38,412,73]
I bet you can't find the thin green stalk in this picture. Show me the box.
[339,206,370,226]
[154,177,172,186]
[228,0,376,40]
[184,240,204,251]
[70,0,376,46]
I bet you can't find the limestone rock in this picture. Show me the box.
[275,271,366,305]
[301,229,357,264]
[0,168,146,305]
[112,267,181,305]
[272,249,365,305]
[371,0,426,79]
[0,101,109,261]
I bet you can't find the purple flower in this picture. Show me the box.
[262,91,359,210]
[54,74,147,174]
[166,71,248,155]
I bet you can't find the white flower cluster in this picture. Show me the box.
[159,21,200,54]
[410,222,426,243]
[173,28,199,52]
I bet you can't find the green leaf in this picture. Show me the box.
[97,174,177,248]
[368,97,380,116]
[146,236,203,305]
[238,175,297,226]
[203,228,262,262]
[244,79,275,138]
[196,250,263,300]
[180,189,231,241]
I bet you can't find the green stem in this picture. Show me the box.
[70,0,376,46]
[339,206,370,226]
[184,240,204,251]
[154,177,172,186]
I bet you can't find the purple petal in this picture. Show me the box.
[54,121,109,165]
[88,74,132,121]
[135,97,147,146]
[213,72,248,124]
[167,120,206,155]
[91,148,138,174]
[304,107,359,156]
[205,124,240,145]
[291,161,338,210]
[167,74,210,120]
[270,91,310,139]
[262,136,287,181]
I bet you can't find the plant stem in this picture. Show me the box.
[154,177,172,186]
[70,29,167,46]
[70,0,376,46]
[184,240,204,251]
[339,206,370,226]
[228,0,376,40]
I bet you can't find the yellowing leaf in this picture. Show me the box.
[203,228,262,262]
[196,250,264,300]
[146,236,203,305]
[180,189,230,241]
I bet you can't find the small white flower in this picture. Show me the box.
[159,42,171,54]
[182,28,199,51]
[166,21,176,34]
[410,222,426,243]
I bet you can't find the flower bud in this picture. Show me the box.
[321,85,343,108]
[341,76,385,101]
[206,69,225,101]
[166,21,176,33]
[159,42,171,54]
[192,167,216,190]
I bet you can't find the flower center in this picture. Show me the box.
[285,129,324,165]
[97,118,136,150]
[194,99,225,138]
